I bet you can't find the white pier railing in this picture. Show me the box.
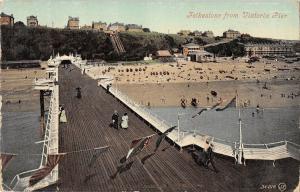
[98,79,300,163]
[9,67,60,191]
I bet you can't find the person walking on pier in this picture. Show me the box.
[121,113,129,129]
[106,84,111,94]
[112,110,119,130]
[59,106,67,123]
[205,144,219,173]
[76,87,82,99]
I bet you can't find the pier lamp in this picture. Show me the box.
[177,112,190,142]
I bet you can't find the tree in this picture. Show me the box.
[14,21,25,28]
[189,32,195,36]
[215,36,221,41]
[142,28,150,32]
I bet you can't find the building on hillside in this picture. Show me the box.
[202,31,214,38]
[27,15,38,27]
[193,30,202,37]
[244,43,295,57]
[81,25,93,31]
[67,16,79,29]
[177,30,191,36]
[173,54,185,62]
[189,51,214,62]
[1,60,41,69]
[92,21,107,31]
[155,50,173,62]
[144,54,153,61]
[156,50,172,57]
[108,22,126,32]
[241,33,251,38]
[223,29,241,39]
[182,43,204,57]
[126,24,143,32]
[171,48,179,53]
[0,12,14,26]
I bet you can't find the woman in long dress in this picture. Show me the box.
[59,107,67,123]
[121,113,128,129]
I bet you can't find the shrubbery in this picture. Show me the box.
[1,26,187,61]
[1,25,280,61]
[1,26,115,61]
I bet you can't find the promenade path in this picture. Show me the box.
[56,65,299,192]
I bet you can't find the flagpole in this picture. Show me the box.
[236,89,243,165]
[115,77,118,96]
[0,26,3,192]
[238,108,243,165]
[177,113,180,142]
[0,155,3,192]
[193,119,196,137]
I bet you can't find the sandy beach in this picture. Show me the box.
[86,58,300,108]
[1,68,47,112]
[1,67,47,186]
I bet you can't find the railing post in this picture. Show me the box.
[234,142,237,163]
[177,114,180,142]
[237,109,244,165]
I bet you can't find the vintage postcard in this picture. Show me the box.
[0,0,299,191]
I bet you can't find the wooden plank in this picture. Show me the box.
[55,65,299,192]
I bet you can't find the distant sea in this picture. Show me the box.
[144,106,300,145]
[1,111,42,186]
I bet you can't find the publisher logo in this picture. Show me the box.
[277,183,286,192]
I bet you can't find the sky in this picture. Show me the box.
[0,0,299,40]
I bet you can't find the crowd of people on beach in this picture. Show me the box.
[90,58,300,85]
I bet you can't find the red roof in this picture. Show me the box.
[156,50,172,57]
[0,12,13,18]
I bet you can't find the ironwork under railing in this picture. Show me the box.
[9,91,55,190]
[9,69,59,190]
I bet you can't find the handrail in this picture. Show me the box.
[9,92,54,189]
[10,168,40,188]
[86,65,300,162]
[103,80,299,147]
[3,182,13,191]
[243,141,285,146]
[10,67,60,190]
[287,141,300,148]
[40,92,54,167]
[9,175,19,190]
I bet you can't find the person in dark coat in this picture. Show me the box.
[191,149,207,167]
[76,87,82,99]
[205,144,219,173]
[112,110,119,129]
[106,84,110,93]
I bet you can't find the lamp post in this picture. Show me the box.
[177,114,180,142]
[115,77,118,96]
[238,109,243,165]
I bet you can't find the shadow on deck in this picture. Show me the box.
[40,65,299,192]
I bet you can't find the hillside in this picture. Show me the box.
[1,26,190,61]
[1,26,113,61]
[119,32,195,60]
[205,36,281,57]
[1,25,287,61]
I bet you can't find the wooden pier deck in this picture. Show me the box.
[55,65,299,192]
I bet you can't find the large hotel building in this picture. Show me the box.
[244,43,295,57]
